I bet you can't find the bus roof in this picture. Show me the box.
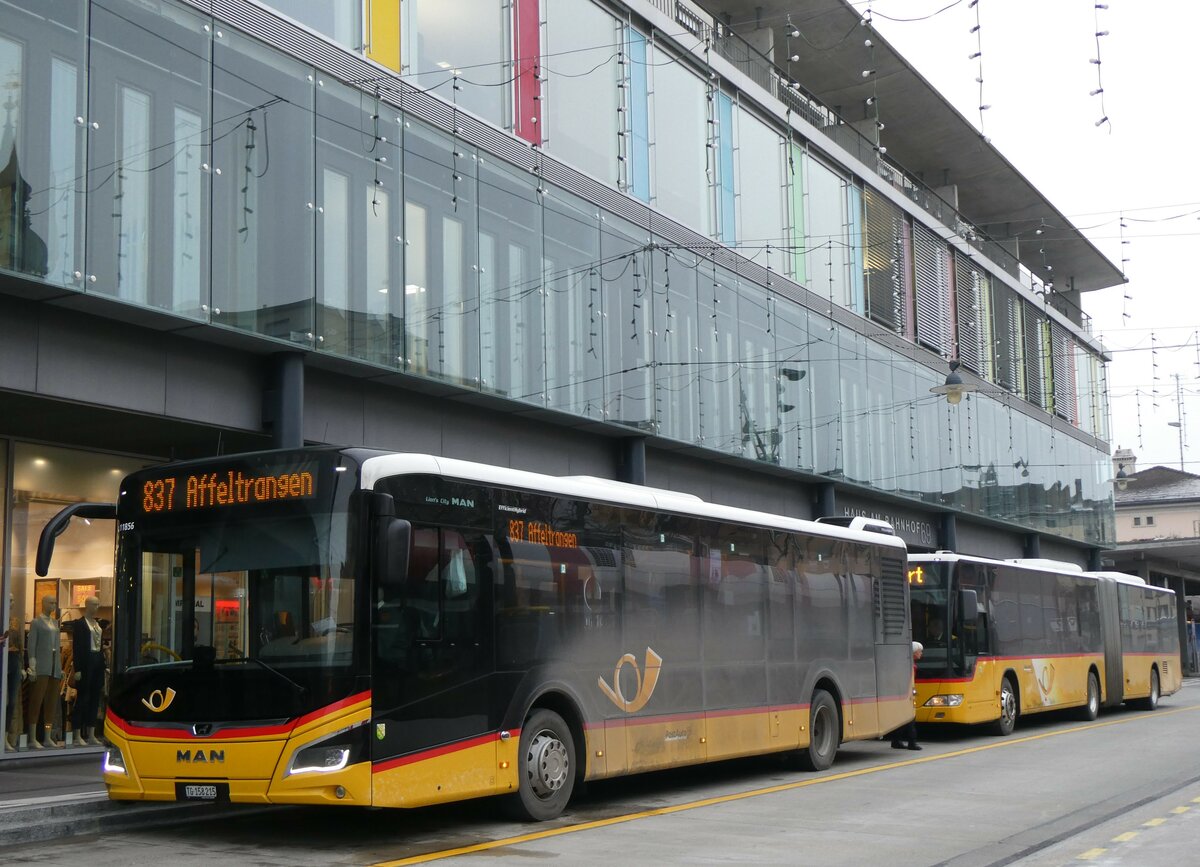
[910,553,1173,594]
[360,453,907,551]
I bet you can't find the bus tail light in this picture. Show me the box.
[923,694,964,708]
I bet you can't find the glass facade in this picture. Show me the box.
[2,443,151,753]
[0,0,1115,556]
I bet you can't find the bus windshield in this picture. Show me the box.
[126,514,355,672]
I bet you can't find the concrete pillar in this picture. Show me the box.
[939,513,957,553]
[1167,574,1189,675]
[619,437,646,485]
[264,352,305,449]
[1087,548,1103,571]
[814,483,836,519]
[1023,533,1041,559]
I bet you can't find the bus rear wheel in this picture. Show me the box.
[797,689,839,771]
[1078,671,1100,721]
[992,676,1017,736]
[1137,669,1160,711]
[507,709,576,821]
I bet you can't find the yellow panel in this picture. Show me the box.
[372,738,509,808]
[366,0,401,72]
[624,717,707,771]
[705,711,767,762]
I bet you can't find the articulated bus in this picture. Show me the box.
[909,553,1181,735]
[37,448,914,820]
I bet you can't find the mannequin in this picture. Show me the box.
[4,594,23,751]
[70,596,105,746]
[26,595,63,749]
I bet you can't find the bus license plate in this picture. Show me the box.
[183,784,218,800]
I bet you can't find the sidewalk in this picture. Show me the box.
[0,747,273,845]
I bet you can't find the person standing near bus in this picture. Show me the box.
[891,641,924,751]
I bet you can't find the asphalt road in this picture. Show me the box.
[11,684,1200,866]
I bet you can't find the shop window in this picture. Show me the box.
[4,445,150,754]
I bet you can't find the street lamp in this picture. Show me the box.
[1168,421,1185,472]
[930,360,977,405]
[1115,463,1129,492]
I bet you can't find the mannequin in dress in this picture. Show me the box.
[26,595,63,749]
[71,596,105,746]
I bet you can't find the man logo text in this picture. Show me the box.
[177,749,224,764]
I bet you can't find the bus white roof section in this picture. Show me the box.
[359,454,907,551]
[1087,570,1153,589]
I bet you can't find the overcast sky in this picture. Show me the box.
[862,0,1200,475]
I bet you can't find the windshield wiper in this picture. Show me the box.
[213,656,308,698]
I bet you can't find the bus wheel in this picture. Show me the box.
[507,709,576,821]
[991,677,1017,736]
[1138,669,1160,711]
[797,689,839,771]
[1078,671,1100,721]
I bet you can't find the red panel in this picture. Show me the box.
[513,0,541,145]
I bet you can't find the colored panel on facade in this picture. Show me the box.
[513,0,541,145]
[366,0,401,72]
[847,183,864,314]
[717,92,735,245]
[627,28,650,202]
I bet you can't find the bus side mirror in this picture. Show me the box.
[36,502,117,576]
[960,589,979,623]
[377,518,412,588]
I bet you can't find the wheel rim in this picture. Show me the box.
[1001,683,1016,727]
[1089,676,1099,714]
[525,729,570,800]
[812,704,834,756]
[1151,672,1160,704]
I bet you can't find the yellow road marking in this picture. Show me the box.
[1111,831,1138,842]
[1171,806,1190,814]
[369,704,1200,866]
[1192,796,1200,804]
[1076,848,1107,860]
[1143,817,1167,827]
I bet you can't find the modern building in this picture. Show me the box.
[1,0,1120,763]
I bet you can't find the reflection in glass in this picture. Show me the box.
[654,245,701,443]
[212,30,314,344]
[46,59,79,286]
[600,213,654,430]
[736,109,784,264]
[478,155,542,401]
[115,86,150,301]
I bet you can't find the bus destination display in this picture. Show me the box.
[140,466,317,514]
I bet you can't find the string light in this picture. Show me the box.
[968,0,988,132]
[1091,2,1112,131]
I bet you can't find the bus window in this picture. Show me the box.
[765,531,796,663]
[992,566,1020,656]
[624,513,699,660]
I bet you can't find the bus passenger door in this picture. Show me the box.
[371,528,495,805]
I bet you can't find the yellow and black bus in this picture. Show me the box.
[38,448,913,820]
[909,553,1181,735]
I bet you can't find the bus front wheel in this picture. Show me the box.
[507,708,576,821]
[797,689,839,771]
[992,677,1017,736]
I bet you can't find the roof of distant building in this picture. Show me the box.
[1116,465,1200,505]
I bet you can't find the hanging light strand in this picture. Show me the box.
[968,0,989,133]
[1091,3,1112,131]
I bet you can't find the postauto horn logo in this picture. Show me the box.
[141,687,177,713]
[598,647,663,713]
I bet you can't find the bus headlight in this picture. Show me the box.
[103,747,127,775]
[284,723,368,777]
[923,694,964,708]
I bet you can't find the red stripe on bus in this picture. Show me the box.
[107,690,371,740]
[371,730,517,775]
